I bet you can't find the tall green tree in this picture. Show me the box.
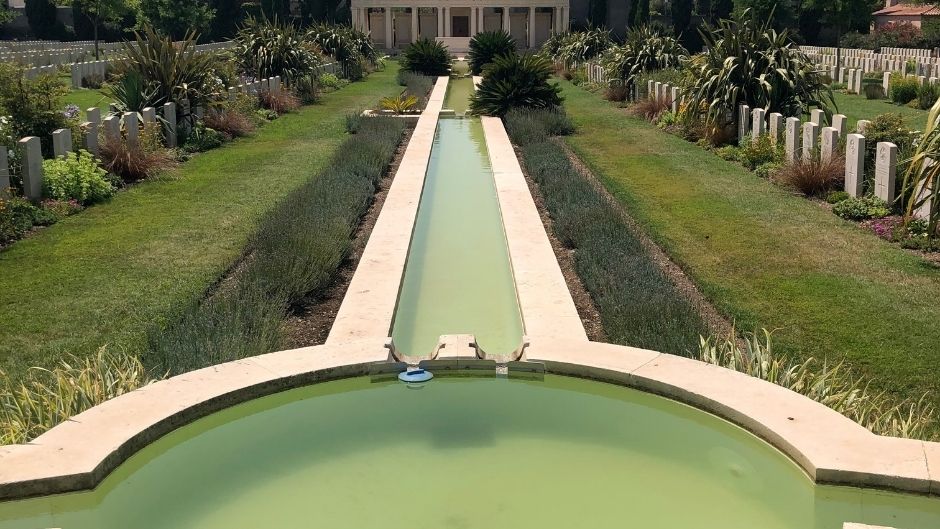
[588,0,607,26]
[209,0,242,39]
[73,0,129,59]
[695,0,712,22]
[631,0,649,27]
[138,0,214,40]
[261,0,290,19]
[299,0,349,23]
[673,0,693,44]
[732,0,795,30]
[25,0,65,39]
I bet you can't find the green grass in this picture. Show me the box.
[829,91,928,131]
[560,80,940,406]
[63,87,112,117]
[0,64,402,380]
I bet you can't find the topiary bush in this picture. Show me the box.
[890,73,919,105]
[41,150,115,205]
[469,53,562,116]
[400,38,451,77]
[468,30,516,75]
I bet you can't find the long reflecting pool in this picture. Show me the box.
[2,375,940,529]
[391,117,523,356]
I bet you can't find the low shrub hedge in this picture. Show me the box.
[145,116,407,374]
[505,108,706,355]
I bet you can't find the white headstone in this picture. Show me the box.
[785,117,801,162]
[845,133,865,197]
[124,112,139,148]
[875,142,898,203]
[811,109,825,126]
[738,104,751,144]
[751,108,766,140]
[832,114,847,136]
[52,128,72,158]
[821,127,839,162]
[163,102,177,148]
[18,136,43,201]
[857,119,872,133]
[802,121,820,159]
[768,112,783,143]
[0,146,9,192]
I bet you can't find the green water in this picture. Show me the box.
[443,75,475,115]
[2,375,939,529]
[391,117,523,356]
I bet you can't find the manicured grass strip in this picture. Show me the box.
[505,109,706,356]
[829,92,927,131]
[0,65,402,380]
[560,80,940,405]
[145,117,407,374]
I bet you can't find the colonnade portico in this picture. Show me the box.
[350,1,569,51]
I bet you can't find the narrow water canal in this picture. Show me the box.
[390,111,523,356]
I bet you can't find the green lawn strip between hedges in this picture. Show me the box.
[560,80,940,406]
[0,64,401,380]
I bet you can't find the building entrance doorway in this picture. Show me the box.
[452,16,469,37]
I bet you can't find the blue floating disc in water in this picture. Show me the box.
[398,369,433,383]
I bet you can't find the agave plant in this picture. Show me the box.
[380,91,419,113]
[400,38,451,76]
[600,25,688,87]
[108,69,159,113]
[468,30,517,75]
[233,17,323,85]
[682,12,834,128]
[118,26,218,109]
[899,97,940,239]
[469,53,562,117]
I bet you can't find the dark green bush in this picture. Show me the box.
[182,122,225,153]
[145,117,407,374]
[400,38,451,77]
[468,30,516,75]
[864,83,884,100]
[738,134,782,170]
[233,17,323,84]
[506,109,706,355]
[917,81,940,110]
[469,53,562,116]
[890,73,919,105]
[862,113,917,197]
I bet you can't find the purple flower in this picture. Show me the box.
[62,104,80,120]
[862,216,903,240]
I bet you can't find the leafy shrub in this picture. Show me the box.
[890,73,919,105]
[604,83,630,102]
[683,14,834,128]
[738,134,782,170]
[233,17,323,84]
[0,197,41,244]
[82,73,105,89]
[551,28,613,65]
[401,38,451,76]
[183,122,225,153]
[293,74,321,104]
[832,196,891,221]
[754,161,782,179]
[41,199,83,219]
[917,81,940,110]
[319,72,348,90]
[380,91,419,113]
[469,53,562,117]
[256,108,278,121]
[772,155,845,196]
[600,26,688,86]
[345,110,362,134]
[41,150,115,205]
[699,328,936,440]
[260,89,301,115]
[504,107,574,146]
[900,98,940,239]
[468,30,516,75]
[826,190,850,204]
[99,123,177,181]
[863,113,917,196]
[0,347,155,444]
[307,23,378,79]
[714,145,740,161]
[0,63,70,155]
[117,27,219,110]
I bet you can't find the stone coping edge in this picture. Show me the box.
[1,338,938,503]
[325,76,449,345]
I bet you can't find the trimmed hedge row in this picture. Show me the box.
[145,117,407,374]
[505,108,706,356]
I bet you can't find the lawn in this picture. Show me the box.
[560,81,940,406]
[63,87,112,117]
[830,91,927,131]
[0,64,401,379]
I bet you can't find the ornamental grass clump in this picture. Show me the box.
[98,122,176,182]
[772,155,845,197]
[0,347,157,444]
[259,89,301,115]
[699,328,937,440]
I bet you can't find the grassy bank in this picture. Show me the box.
[830,92,927,131]
[505,109,706,355]
[0,65,401,380]
[560,80,940,405]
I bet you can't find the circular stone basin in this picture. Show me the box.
[2,375,940,529]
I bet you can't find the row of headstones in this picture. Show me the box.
[800,45,934,59]
[70,61,109,88]
[807,52,929,75]
[0,74,281,201]
[0,40,118,52]
[2,41,233,68]
[738,104,934,219]
[23,64,56,80]
[586,63,607,84]
[646,80,681,113]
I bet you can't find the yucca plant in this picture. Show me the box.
[899,97,940,240]
[469,53,562,116]
[118,26,218,110]
[600,25,688,87]
[682,12,834,129]
[0,348,159,444]
[234,17,323,85]
[380,90,419,113]
[400,38,451,76]
[554,28,613,66]
[468,30,517,75]
[307,23,377,79]
[699,328,937,441]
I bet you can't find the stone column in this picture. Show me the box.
[18,137,43,202]
[845,134,865,198]
[445,7,452,37]
[437,7,444,36]
[503,6,510,33]
[411,7,418,43]
[875,142,898,203]
[528,7,536,48]
[470,7,477,36]
[385,7,395,49]
[561,6,567,31]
